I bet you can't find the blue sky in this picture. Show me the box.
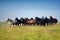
[0,0,60,21]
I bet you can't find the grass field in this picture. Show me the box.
[0,22,60,40]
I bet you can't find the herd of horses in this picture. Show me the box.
[6,16,58,26]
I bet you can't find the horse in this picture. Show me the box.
[20,18,36,25]
[19,17,27,25]
[24,18,30,25]
[29,18,36,25]
[6,18,19,27]
[15,17,22,25]
[35,17,45,26]
[44,17,51,25]
[49,16,58,24]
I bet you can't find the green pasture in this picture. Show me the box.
[0,22,60,40]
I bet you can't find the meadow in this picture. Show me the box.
[0,22,60,40]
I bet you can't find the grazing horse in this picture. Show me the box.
[6,18,19,26]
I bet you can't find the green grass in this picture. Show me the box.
[0,22,60,40]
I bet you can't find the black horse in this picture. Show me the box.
[44,17,51,25]
[44,16,58,25]
[49,16,58,24]
[35,17,45,26]
[15,17,23,25]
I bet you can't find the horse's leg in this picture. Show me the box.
[32,23,35,26]
[18,24,19,27]
[17,23,19,27]
[43,22,46,26]
[10,23,14,27]
[16,24,19,27]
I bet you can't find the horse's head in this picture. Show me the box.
[20,17,24,22]
[50,16,53,20]
[6,18,11,22]
[6,18,13,22]
[30,18,33,20]
[6,18,12,24]
[15,17,19,21]
[25,18,29,21]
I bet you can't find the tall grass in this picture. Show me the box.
[0,23,60,40]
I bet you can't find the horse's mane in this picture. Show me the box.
[7,18,15,22]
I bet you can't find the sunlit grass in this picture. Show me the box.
[0,22,60,40]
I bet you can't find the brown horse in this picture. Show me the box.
[29,18,36,25]
[23,18,36,25]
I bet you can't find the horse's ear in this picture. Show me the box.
[6,18,10,22]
